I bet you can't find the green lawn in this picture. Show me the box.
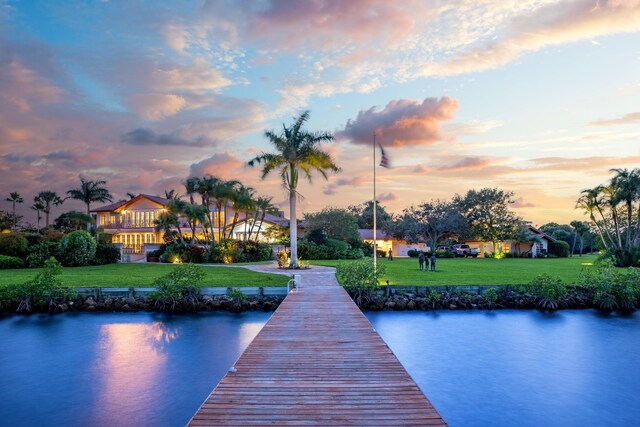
[312,255,599,286]
[0,264,288,288]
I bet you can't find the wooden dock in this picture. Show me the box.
[188,268,447,426]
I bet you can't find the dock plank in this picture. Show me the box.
[188,268,447,425]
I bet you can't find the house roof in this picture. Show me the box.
[358,229,390,240]
[91,194,169,212]
[528,225,557,243]
[234,212,291,228]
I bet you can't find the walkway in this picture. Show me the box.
[188,265,447,426]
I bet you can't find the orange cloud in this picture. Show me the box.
[588,112,640,127]
[338,97,458,147]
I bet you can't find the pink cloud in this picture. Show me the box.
[512,197,536,208]
[337,97,458,147]
[127,94,187,120]
[377,192,397,202]
[588,112,640,127]
[189,151,248,179]
[438,156,491,172]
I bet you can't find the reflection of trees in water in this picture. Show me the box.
[145,321,180,352]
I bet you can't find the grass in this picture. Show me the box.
[312,255,600,286]
[0,263,288,288]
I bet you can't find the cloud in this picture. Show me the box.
[512,197,536,208]
[337,97,458,147]
[323,175,366,195]
[423,0,640,77]
[127,94,187,120]
[438,156,491,172]
[377,192,397,202]
[121,128,214,147]
[588,112,640,127]
[189,151,247,179]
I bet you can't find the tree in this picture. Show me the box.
[570,220,590,256]
[165,196,187,242]
[35,191,65,228]
[248,111,340,268]
[303,208,361,246]
[577,168,640,266]
[183,204,208,243]
[31,199,45,229]
[249,196,278,242]
[54,211,94,231]
[347,200,392,229]
[454,188,520,252]
[5,192,23,229]
[66,177,113,217]
[227,183,254,239]
[390,199,466,249]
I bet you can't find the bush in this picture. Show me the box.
[150,263,205,312]
[41,229,65,242]
[60,230,97,266]
[297,238,363,260]
[24,233,42,246]
[12,257,75,313]
[94,242,121,265]
[336,258,386,307]
[548,240,570,258]
[27,241,61,267]
[161,242,191,263]
[184,245,206,263]
[580,263,640,311]
[524,273,567,311]
[0,232,28,258]
[233,241,274,263]
[0,255,24,269]
[276,249,290,269]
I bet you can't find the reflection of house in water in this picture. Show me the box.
[358,229,429,257]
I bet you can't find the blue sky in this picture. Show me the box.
[1,0,639,226]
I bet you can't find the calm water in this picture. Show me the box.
[0,312,271,427]
[367,310,640,427]
[1,310,639,427]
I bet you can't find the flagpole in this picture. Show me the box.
[373,132,377,270]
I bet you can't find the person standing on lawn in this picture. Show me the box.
[430,252,437,271]
[418,252,425,271]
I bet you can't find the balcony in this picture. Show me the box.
[102,221,156,229]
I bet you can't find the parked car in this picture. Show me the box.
[436,245,452,252]
[452,244,480,258]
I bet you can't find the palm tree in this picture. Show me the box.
[184,176,201,205]
[198,175,220,242]
[211,179,239,239]
[165,195,187,242]
[184,204,208,243]
[31,199,45,230]
[248,111,340,268]
[228,184,255,239]
[35,191,65,228]
[576,186,613,250]
[5,192,24,228]
[609,168,640,250]
[67,177,113,231]
[249,196,278,242]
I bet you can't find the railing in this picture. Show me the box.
[102,221,156,229]
[122,245,144,254]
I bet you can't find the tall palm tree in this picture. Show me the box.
[249,196,278,242]
[31,199,45,230]
[35,191,65,228]
[211,179,239,239]
[198,175,220,242]
[228,184,255,239]
[5,192,24,228]
[67,177,113,216]
[184,176,201,205]
[248,111,340,268]
[576,186,613,250]
[165,195,187,242]
[183,204,208,243]
[609,168,640,250]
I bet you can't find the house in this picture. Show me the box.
[460,225,557,258]
[230,211,290,243]
[358,229,429,257]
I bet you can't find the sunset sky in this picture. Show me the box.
[1,0,639,227]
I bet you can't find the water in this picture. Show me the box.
[0,312,271,427]
[367,310,640,427]
[1,310,638,427]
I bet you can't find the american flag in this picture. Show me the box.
[379,144,390,168]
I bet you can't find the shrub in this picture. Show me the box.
[525,273,567,311]
[298,239,363,260]
[12,257,75,313]
[228,288,247,300]
[94,242,121,265]
[580,263,640,311]
[0,255,24,269]
[185,245,207,263]
[336,258,386,307]
[276,249,290,268]
[60,230,97,266]
[27,241,61,267]
[24,233,42,246]
[150,263,205,312]
[233,241,274,263]
[161,242,191,263]
[548,240,570,258]
[41,229,65,242]
[0,232,28,258]
[483,288,499,310]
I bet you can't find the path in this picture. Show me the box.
[188,264,447,425]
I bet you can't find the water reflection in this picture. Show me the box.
[90,322,179,425]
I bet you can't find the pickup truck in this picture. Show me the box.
[452,244,480,258]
